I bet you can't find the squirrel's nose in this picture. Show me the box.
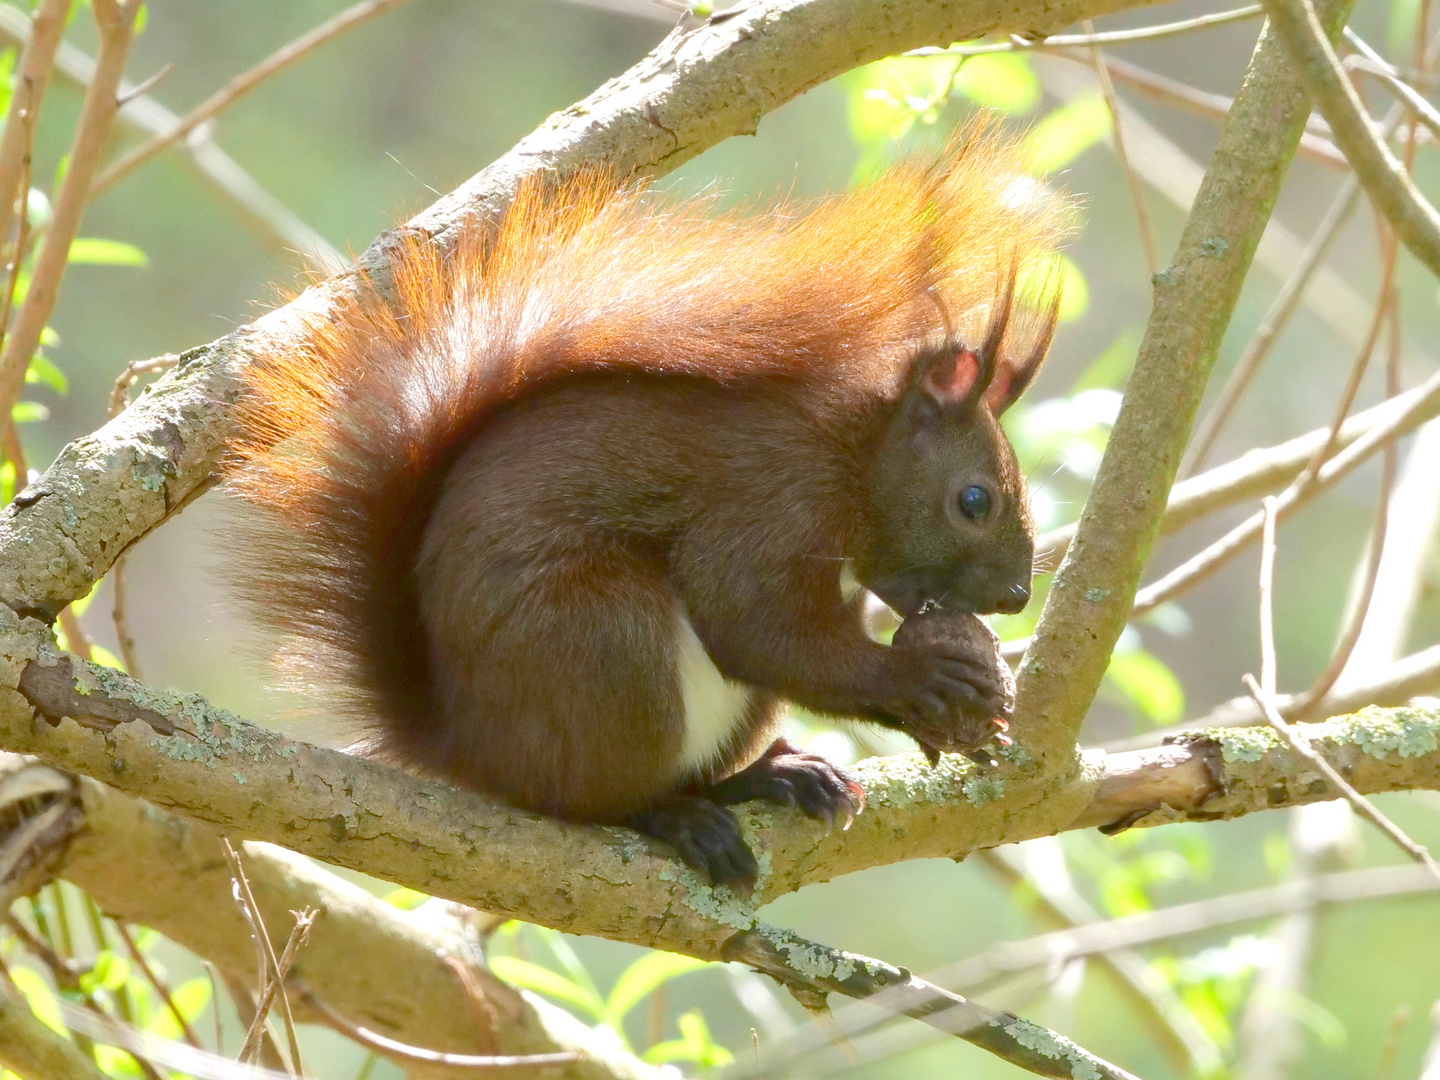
[994,582,1030,615]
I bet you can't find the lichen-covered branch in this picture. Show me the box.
[0,754,658,1080]
[1014,0,1356,766]
[4,610,1438,955]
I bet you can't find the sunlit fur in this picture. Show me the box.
[226,120,1066,816]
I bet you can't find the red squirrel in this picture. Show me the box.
[226,122,1063,888]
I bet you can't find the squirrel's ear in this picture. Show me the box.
[916,346,987,410]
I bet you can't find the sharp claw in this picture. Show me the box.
[920,742,941,767]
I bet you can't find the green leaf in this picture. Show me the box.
[1017,252,1088,323]
[384,886,429,909]
[643,1010,734,1069]
[87,643,125,671]
[1024,94,1111,174]
[606,951,709,1026]
[79,951,130,995]
[10,966,66,1035]
[535,928,603,1007]
[67,237,148,267]
[25,353,67,394]
[11,400,48,423]
[488,956,606,1021]
[148,976,211,1040]
[0,459,15,505]
[952,53,1040,115]
[1104,648,1185,725]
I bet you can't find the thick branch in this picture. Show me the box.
[4,616,1437,957]
[0,754,657,1080]
[1014,0,1355,764]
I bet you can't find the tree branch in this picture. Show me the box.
[1014,0,1357,765]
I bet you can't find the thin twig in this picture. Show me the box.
[0,0,140,444]
[1085,34,1158,277]
[1065,52,1346,168]
[55,608,92,662]
[1258,497,1278,697]
[1251,472,1427,878]
[222,838,301,1071]
[114,922,203,1050]
[1182,178,1362,474]
[241,909,314,1073]
[1130,358,1440,617]
[905,4,1265,55]
[1292,237,1400,715]
[299,983,583,1069]
[1260,0,1440,275]
[1245,674,1440,883]
[0,0,70,252]
[1343,30,1440,140]
[93,0,420,194]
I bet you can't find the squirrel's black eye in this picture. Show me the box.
[958,485,991,522]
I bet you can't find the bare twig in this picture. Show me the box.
[55,608,92,663]
[1260,0,1440,275]
[0,5,344,269]
[0,0,71,252]
[1182,178,1361,474]
[1015,0,1356,762]
[222,839,302,1071]
[1246,675,1440,883]
[1085,34,1158,276]
[0,0,141,442]
[1258,497,1279,696]
[1129,360,1440,618]
[115,922,203,1050]
[906,4,1265,55]
[1249,502,1437,882]
[1106,642,1440,750]
[1292,243,1400,714]
[1065,53,1346,169]
[1344,30,1440,141]
[93,0,420,194]
[299,983,583,1069]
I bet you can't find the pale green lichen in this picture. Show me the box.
[962,776,1005,807]
[1331,705,1440,759]
[1216,727,1276,763]
[657,865,755,930]
[998,1018,1101,1080]
[864,753,972,809]
[1200,236,1229,257]
[996,740,1033,767]
[233,772,248,785]
[1084,587,1109,603]
[757,925,884,983]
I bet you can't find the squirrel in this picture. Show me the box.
[225,121,1064,889]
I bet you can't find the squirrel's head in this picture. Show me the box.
[856,293,1052,619]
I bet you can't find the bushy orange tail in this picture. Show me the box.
[226,120,1065,734]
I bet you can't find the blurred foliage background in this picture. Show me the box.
[4,0,1440,1078]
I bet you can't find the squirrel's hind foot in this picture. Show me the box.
[630,739,865,890]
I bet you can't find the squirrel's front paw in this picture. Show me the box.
[886,608,1015,763]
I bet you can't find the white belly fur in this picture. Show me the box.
[674,609,752,774]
